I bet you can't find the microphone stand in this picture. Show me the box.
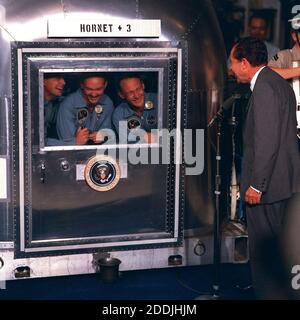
[228,102,239,221]
[196,94,243,300]
[213,119,222,298]
[195,117,223,300]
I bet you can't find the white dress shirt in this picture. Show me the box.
[249,65,267,194]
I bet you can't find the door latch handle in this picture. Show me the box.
[40,162,46,183]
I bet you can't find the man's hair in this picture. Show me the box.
[117,73,144,91]
[44,73,64,80]
[291,26,300,48]
[249,13,268,27]
[291,28,300,34]
[80,73,107,83]
[233,37,268,67]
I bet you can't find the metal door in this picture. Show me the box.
[12,41,186,257]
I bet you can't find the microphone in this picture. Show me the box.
[77,108,88,128]
[207,93,242,127]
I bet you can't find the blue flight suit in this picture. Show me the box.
[56,89,114,144]
[112,93,158,143]
[44,97,70,146]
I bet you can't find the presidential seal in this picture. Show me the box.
[84,155,121,192]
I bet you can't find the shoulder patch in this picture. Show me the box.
[272,54,279,61]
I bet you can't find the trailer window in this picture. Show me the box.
[42,71,161,149]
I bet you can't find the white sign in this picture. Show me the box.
[76,164,85,181]
[0,158,7,200]
[48,19,161,38]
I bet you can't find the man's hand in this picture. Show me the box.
[144,132,157,144]
[75,127,89,145]
[245,187,262,205]
[89,131,104,143]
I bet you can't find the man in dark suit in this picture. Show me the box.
[229,37,300,299]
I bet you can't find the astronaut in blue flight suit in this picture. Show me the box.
[56,73,114,145]
[112,75,158,143]
[44,73,71,146]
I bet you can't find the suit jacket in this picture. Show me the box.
[241,67,300,204]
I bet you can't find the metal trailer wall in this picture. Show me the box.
[0,0,241,280]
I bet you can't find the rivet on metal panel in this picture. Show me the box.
[181,15,201,40]
[135,0,140,19]
[60,0,68,18]
[40,161,46,183]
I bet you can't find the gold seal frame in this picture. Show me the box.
[84,155,121,192]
